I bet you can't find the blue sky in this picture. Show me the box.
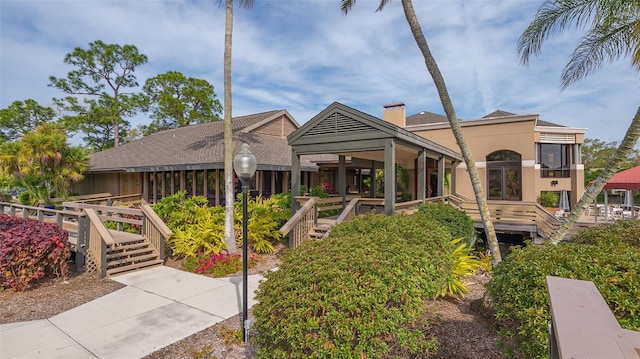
[1,0,638,146]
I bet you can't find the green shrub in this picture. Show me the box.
[169,208,226,258]
[539,191,559,207]
[571,219,640,248]
[416,202,476,246]
[252,213,454,358]
[488,236,640,358]
[156,192,286,257]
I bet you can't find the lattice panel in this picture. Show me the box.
[84,251,98,274]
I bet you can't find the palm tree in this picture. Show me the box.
[222,0,255,253]
[518,0,640,243]
[341,0,502,265]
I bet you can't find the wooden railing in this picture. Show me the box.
[140,204,172,261]
[62,202,143,231]
[547,276,640,359]
[295,195,361,214]
[280,197,318,248]
[84,208,116,278]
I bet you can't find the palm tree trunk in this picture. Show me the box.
[551,107,640,243]
[400,0,501,265]
[223,0,237,253]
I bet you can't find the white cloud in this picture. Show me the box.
[1,0,638,147]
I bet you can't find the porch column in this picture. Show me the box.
[191,170,197,195]
[142,172,149,202]
[370,161,377,198]
[152,172,158,204]
[180,170,186,192]
[203,169,208,199]
[291,150,301,212]
[215,169,220,206]
[170,171,175,195]
[417,150,426,201]
[271,171,276,195]
[384,139,396,216]
[437,156,445,197]
[161,171,166,199]
[450,161,458,195]
[339,155,346,208]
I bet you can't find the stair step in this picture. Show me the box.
[108,242,150,253]
[106,247,154,259]
[107,259,163,277]
[107,252,160,267]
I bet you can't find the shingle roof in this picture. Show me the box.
[405,111,449,126]
[483,109,563,127]
[482,110,516,118]
[89,110,321,172]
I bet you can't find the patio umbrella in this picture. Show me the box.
[558,190,570,211]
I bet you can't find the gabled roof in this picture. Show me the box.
[89,110,320,172]
[482,109,516,118]
[289,102,462,161]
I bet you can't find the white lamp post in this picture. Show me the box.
[233,143,257,343]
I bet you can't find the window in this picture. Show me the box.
[539,144,571,178]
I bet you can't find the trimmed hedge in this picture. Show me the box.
[488,227,640,358]
[416,202,476,246]
[252,213,455,358]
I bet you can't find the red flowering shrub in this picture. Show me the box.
[183,251,259,277]
[0,214,70,291]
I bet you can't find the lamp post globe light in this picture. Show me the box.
[232,143,257,343]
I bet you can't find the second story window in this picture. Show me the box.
[539,143,571,178]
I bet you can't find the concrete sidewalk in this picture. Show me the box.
[0,266,265,359]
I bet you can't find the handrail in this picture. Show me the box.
[280,197,318,236]
[84,208,116,246]
[335,198,362,225]
[280,197,318,248]
[140,204,172,238]
[85,208,116,278]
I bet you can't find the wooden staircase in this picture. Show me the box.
[308,224,331,240]
[106,232,163,277]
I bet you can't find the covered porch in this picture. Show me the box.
[288,102,463,215]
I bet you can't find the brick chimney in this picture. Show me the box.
[383,102,406,127]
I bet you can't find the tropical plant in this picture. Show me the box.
[0,123,88,205]
[442,238,480,297]
[340,0,502,265]
[518,0,640,242]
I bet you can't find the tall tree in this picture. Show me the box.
[341,0,502,265]
[0,99,56,143]
[49,40,147,148]
[221,0,255,253]
[582,138,640,186]
[0,123,88,205]
[140,71,223,136]
[519,0,640,243]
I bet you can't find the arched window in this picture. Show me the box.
[486,150,522,201]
